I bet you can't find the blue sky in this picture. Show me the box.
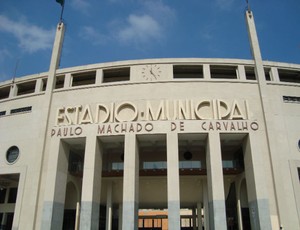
[0,0,299,82]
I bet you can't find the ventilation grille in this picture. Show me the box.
[10,106,32,114]
[283,96,300,103]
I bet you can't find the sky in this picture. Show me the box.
[0,0,299,82]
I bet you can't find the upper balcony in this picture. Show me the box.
[0,58,299,104]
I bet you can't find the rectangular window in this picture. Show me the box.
[0,188,7,203]
[112,162,124,170]
[283,96,300,103]
[7,187,18,203]
[245,66,256,80]
[0,111,6,116]
[179,161,201,169]
[72,71,96,87]
[55,75,65,89]
[173,65,203,79]
[210,65,237,79]
[264,68,271,81]
[143,161,167,169]
[0,86,10,100]
[298,168,300,181]
[42,78,47,91]
[17,81,36,96]
[10,106,32,114]
[278,69,300,84]
[103,67,130,83]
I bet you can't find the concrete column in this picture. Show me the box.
[9,84,17,98]
[41,138,69,230]
[106,181,113,230]
[197,203,203,230]
[64,73,72,88]
[122,134,139,230]
[192,207,197,230]
[80,136,103,230]
[243,133,272,230]
[246,10,280,228]
[202,180,209,230]
[270,67,280,82]
[35,78,43,93]
[203,64,211,79]
[237,65,247,80]
[96,69,103,85]
[167,133,180,230]
[206,132,227,230]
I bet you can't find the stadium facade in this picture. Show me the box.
[0,10,300,230]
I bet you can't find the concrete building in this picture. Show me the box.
[0,10,300,230]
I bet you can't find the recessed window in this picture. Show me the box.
[210,65,237,79]
[7,187,18,203]
[72,71,96,87]
[55,75,65,89]
[10,106,32,114]
[6,146,20,164]
[173,65,203,79]
[245,66,256,80]
[42,79,47,91]
[0,86,10,100]
[264,68,271,81]
[283,96,300,104]
[0,188,7,203]
[278,69,300,84]
[298,140,300,151]
[103,67,130,83]
[17,81,36,96]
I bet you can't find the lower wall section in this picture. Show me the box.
[80,201,100,230]
[41,201,64,230]
[208,200,227,230]
[249,199,272,230]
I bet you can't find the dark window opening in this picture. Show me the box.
[0,111,6,116]
[72,71,96,87]
[68,152,84,177]
[173,65,203,79]
[10,106,32,114]
[278,69,300,84]
[264,68,271,81]
[210,65,237,79]
[283,96,300,103]
[55,75,65,89]
[245,66,256,80]
[0,86,10,100]
[7,187,18,203]
[42,79,47,91]
[298,168,300,181]
[0,188,7,203]
[17,81,36,96]
[103,67,130,83]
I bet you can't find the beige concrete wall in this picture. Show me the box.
[0,59,299,229]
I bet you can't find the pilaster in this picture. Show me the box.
[167,133,180,230]
[206,132,227,230]
[80,136,103,230]
[122,134,139,230]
